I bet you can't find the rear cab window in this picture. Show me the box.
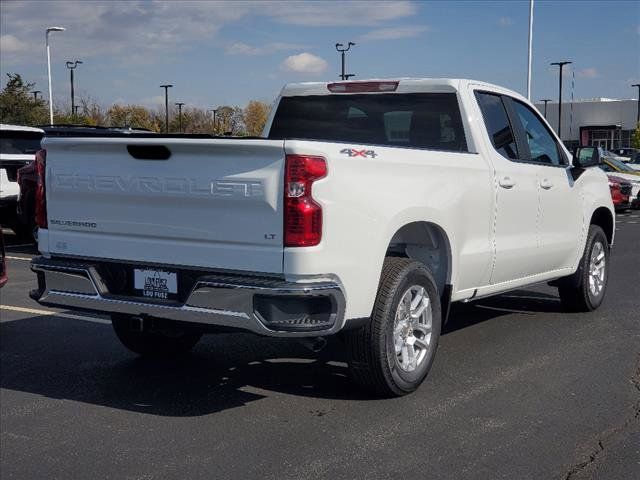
[268,92,468,152]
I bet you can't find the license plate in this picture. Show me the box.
[134,269,177,300]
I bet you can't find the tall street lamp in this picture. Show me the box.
[208,109,218,134]
[32,90,42,101]
[550,61,571,139]
[160,84,173,133]
[66,60,82,120]
[540,99,552,118]
[632,83,640,124]
[526,0,534,100]
[46,26,65,125]
[175,102,185,133]
[335,42,355,80]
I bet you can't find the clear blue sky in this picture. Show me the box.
[1,1,638,110]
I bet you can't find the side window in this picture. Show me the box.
[512,100,562,166]
[475,92,518,160]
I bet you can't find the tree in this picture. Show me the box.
[0,73,48,125]
[243,100,270,136]
[631,122,640,149]
[107,104,161,131]
[0,72,269,136]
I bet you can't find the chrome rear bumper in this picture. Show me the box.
[30,257,346,337]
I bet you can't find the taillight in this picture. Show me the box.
[284,154,327,247]
[35,149,47,229]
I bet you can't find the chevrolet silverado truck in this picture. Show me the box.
[29,79,614,396]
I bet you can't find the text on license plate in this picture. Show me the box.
[134,269,177,300]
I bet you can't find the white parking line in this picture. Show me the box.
[0,305,111,324]
[5,255,33,261]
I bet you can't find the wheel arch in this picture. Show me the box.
[384,221,454,323]
[589,206,614,246]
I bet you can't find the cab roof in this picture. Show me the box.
[280,78,527,102]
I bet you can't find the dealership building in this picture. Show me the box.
[534,98,638,151]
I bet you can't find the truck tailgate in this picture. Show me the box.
[43,137,285,273]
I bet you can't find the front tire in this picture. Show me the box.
[558,225,609,312]
[111,314,202,357]
[346,257,441,397]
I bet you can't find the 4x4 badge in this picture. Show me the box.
[340,148,377,158]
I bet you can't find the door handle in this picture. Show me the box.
[498,176,516,189]
[539,178,554,190]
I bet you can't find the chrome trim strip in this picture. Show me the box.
[31,257,346,337]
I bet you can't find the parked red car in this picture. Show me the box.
[608,175,632,211]
[0,231,7,288]
[16,155,38,240]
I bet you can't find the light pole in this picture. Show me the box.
[74,105,80,117]
[335,42,355,80]
[175,102,185,133]
[208,109,218,134]
[160,84,173,133]
[66,60,82,120]
[632,83,640,124]
[46,26,65,125]
[550,61,571,139]
[32,90,42,101]
[540,99,552,118]
[526,0,534,100]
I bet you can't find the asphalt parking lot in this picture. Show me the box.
[1,216,639,480]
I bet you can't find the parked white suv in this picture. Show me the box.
[0,124,44,237]
[29,79,614,396]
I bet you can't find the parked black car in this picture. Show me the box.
[0,231,7,288]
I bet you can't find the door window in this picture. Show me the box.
[511,100,562,166]
[475,92,519,160]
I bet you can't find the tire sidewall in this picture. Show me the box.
[583,227,609,309]
[383,266,441,393]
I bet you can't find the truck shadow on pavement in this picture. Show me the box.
[0,289,567,416]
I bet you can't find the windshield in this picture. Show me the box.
[0,131,43,155]
[606,157,635,172]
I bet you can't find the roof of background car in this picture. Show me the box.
[0,124,45,133]
[280,78,526,101]
[38,125,154,136]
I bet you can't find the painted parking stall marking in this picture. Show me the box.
[0,305,111,325]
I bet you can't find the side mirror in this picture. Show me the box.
[572,146,601,169]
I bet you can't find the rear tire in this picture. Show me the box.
[111,314,202,357]
[10,221,36,243]
[558,225,609,312]
[345,257,441,397]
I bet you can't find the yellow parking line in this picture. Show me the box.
[0,305,111,324]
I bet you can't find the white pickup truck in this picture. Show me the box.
[0,124,44,237]
[30,79,614,396]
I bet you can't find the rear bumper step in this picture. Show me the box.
[30,257,346,337]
